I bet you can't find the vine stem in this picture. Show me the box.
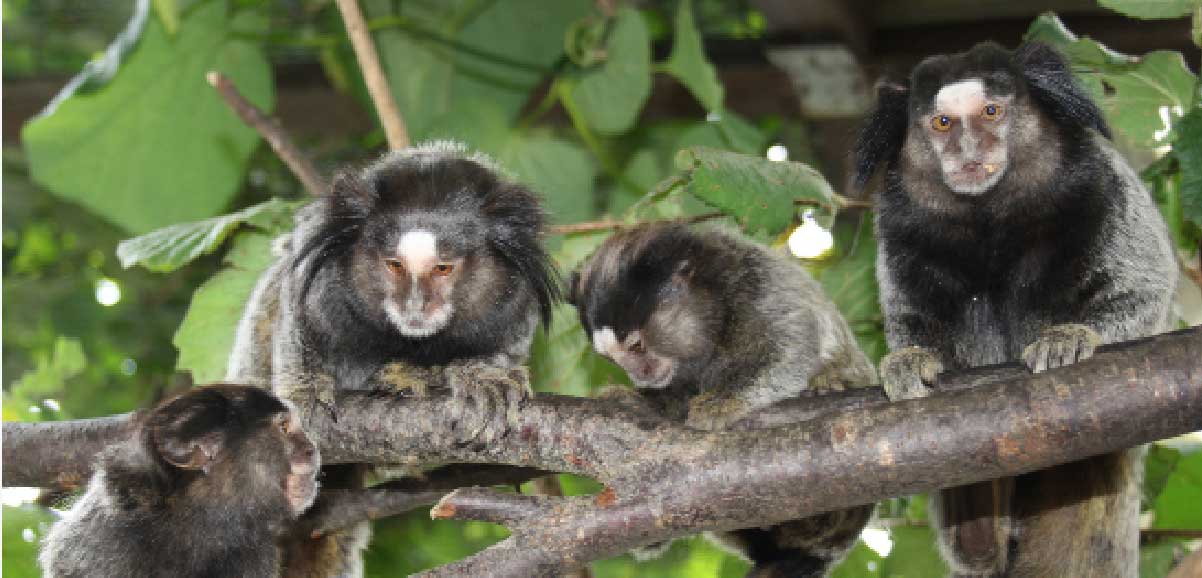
[206,72,327,197]
[335,0,411,150]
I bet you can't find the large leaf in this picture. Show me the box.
[499,134,598,225]
[366,0,590,140]
[1098,0,1196,19]
[116,198,294,273]
[662,0,724,112]
[566,7,653,135]
[22,3,273,234]
[675,147,836,239]
[173,231,276,383]
[1152,449,1202,529]
[1025,14,1198,146]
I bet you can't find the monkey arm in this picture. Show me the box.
[5,327,1201,578]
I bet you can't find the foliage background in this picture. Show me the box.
[3,0,1201,576]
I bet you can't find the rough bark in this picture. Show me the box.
[3,326,1200,577]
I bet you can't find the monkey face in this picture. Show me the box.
[272,406,321,516]
[591,327,676,388]
[920,78,1014,195]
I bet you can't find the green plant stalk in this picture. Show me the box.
[555,79,644,195]
[1162,171,1187,250]
[516,86,560,131]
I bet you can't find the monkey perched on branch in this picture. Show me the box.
[226,141,561,576]
[855,42,1177,577]
[569,223,877,577]
[39,385,319,578]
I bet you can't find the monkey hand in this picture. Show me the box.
[374,361,436,397]
[685,392,751,431]
[880,347,943,401]
[1022,323,1101,373]
[444,362,531,448]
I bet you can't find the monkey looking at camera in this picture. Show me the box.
[854,42,1177,577]
[569,223,876,577]
[225,141,560,576]
[40,385,319,578]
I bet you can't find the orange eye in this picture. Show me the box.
[982,103,1003,120]
[931,115,953,132]
[384,259,404,275]
[432,263,455,276]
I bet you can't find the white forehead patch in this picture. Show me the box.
[593,327,619,357]
[935,79,986,117]
[396,230,438,272]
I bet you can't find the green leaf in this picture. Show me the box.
[566,7,653,135]
[677,112,767,155]
[1175,107,1202,227]
[499,135,599,225]
[1100,51,1197,146]
[1145,443,1184,506]
[116,198,294,273]
[1099,0,1195,19]
[1152,449,1202,529]
[173,231,277,384]
[1139,540,1183,578]
[830,541,883,578]
[366,0,590,139]
[662,0,724,112]
[9,336,87,417]
[22,3,273,235]
[1024,15,1198,146]
[3,506,55,578]
[675,147,836,239]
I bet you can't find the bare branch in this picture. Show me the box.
[4,327,1200,577]
[334,0,410,150]
[205,72,327,197]
[303,487,447,537]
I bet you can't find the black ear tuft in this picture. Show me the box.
[327,169,376,218]
[481,182,563,330]
[852,81,910,193]
[145,389,233,473]
[1013,42,1111,138]
[566,270,582,308]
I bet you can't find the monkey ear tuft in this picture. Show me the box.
[147,391,230,473]
[1013,42,1111,138]
[852,81,910,194]
[328,170,377,217]
[566,270,582,307]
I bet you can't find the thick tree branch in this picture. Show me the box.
[205,72,327,197]
[335,0,410,149]
[4,327,1200,577]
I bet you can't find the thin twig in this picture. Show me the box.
[335,0,410,150]
[549,212,723,235]
[206,72,327,197]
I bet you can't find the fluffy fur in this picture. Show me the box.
[569,223,876,577]
[854,42,1176,577]
[40,385,319,578]
[225,141,559,578]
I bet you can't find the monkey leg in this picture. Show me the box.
[929,478,1014,578]
[1007,448,1143,578]
[1021,323,1101,374]
[713,504,874,578]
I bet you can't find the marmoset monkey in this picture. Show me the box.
[226,141,560,577]
[570,223,876,577]
[854,42,1177,577]
[40,385,319,578]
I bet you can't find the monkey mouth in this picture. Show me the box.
[386,303,452,337]
[945,160,1005,194]
[628,363,674,389]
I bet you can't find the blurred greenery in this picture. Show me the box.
[4,0,1200,576]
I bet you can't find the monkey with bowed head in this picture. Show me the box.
[854,42,1176,577]
[569,223,877,577]
[40,385,319,578]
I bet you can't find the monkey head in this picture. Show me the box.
[297,142,558,342]
[143,384,320,517]
[569,224,722,389]
[854,42,1110,199]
